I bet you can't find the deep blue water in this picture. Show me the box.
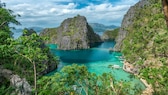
[48,41,116,68]
[50,43,114,63]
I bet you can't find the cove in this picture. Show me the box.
[47,41,145,90]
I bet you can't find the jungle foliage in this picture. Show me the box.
[121,0,168,93]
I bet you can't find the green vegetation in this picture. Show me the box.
[0,28,58,94]
[0,2,20,44]
[4,0,168,94]
[0,2,58,94]
[0,0,149,94]
[63,16,78,36]
[89,23,118,33]
[0,3,143,94]
[37,64,142,95]
[121,0,168,93]
[0,2,20,93]
[40,28,57,43]
[103,28,119,40]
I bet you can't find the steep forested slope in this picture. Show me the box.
[102,28,119,40]
[118,0,168,93]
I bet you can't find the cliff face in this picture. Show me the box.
[117,0,168,93]
[39,28,57,44]
[113,0,149,51]
[40,15,101,50]
[118,0,168,63]
[101,28,119,41]
[0,66,32,95]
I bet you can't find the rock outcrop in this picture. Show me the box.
[0,66,32,95]
[40,15,102,50]
[39,28,58,44]
[113,0,149,51]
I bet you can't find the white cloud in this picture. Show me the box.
[1,0,139,28]
[120,0,139,4]
[49,8,57,13]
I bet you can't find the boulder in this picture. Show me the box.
[0,66,32,95]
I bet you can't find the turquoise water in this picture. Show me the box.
[47,41,145,89]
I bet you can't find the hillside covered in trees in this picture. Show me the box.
[1,0,168,95]
[0,1,142,95]
[113,0,168,94]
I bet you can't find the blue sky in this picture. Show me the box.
[2,0,139,28]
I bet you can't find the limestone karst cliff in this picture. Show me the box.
[114,0,168,93]
[101,28,119,41]
[40,15,102,50]
[113,0,149,51]
[39,28,58,44]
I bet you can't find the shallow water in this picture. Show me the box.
[47,41,145,89]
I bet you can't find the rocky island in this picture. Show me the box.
[40,15,102,50]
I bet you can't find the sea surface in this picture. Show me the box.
[47,41,145,90]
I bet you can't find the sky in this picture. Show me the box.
[2,0,139,28]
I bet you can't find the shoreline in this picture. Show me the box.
[122,60,153,95]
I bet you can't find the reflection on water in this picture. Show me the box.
[50,41,115,63]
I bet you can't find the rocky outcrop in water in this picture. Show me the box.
[113,0,149,51]
[40,15,102,50]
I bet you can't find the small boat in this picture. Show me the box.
[112,65,121,69]
[108,64,121,69]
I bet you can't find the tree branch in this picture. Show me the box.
[0,21,7,28]
[15,50,37,95]
[14,50,33,64]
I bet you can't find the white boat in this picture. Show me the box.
[108,64,121,69]
[112,65,121,68]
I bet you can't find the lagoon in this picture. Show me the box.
[47,41,145,89]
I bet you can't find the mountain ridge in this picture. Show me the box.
[89,23,119,33]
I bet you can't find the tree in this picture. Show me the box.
[162,0,168,27]
[37,64,142,95]
[9,29,59,95]
[0,1,20,44]
[0,2,58,94]
[121,0,168,94]
[0,1,21,64]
